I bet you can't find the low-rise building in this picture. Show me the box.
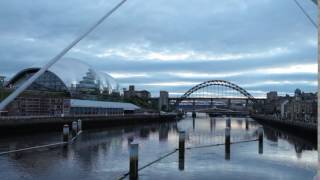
[159,91,169,111]
[267,91,278,101]
[63,99,140,115]
[123,85,151,99]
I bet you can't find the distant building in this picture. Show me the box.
[267,91,278,101]
[0,76,5,87]
[159,91,169,111]
[285,91,317,122]
[294,88,302,97]
[280,99,289,118]
[123,85,151,99]
[260,89,317,123]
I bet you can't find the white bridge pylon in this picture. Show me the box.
[0,0,128,111]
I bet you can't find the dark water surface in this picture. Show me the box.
[0,113,317,180]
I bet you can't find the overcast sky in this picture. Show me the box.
[0,0,317,97]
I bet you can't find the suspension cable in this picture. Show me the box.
[292,0,317,28]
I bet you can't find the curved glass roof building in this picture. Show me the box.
[6,58,120,94]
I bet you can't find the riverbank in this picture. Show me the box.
[251,114,317,142]
[0,113,178,135]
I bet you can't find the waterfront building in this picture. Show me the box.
[123,85,151,99]
[159,91,169,111]
[261,89,317,123]
[285,90,317,123]
[6,58,120,95]
[5,90,68,116]
[2,58,122,116]
[280,99,289,119]
[63,99,140,115]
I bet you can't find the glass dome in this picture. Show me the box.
[47,58,120,93]
[7,58,119,94]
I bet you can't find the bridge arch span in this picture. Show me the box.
[177,80,255,104]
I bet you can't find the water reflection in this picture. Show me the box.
[0,114,317,180]
[262,125,316,158]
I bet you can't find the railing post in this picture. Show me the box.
[179,131,185,170]
[258,127,263,154]
[72,121,78,137]
[77,119,82,132]
[245,119,249,130]
[63,124,69,143]
[192,118,195,131]
[225,127,230,160]
[129,143,139,180]
[226,118,231,128]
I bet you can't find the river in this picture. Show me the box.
[0,113,317,180]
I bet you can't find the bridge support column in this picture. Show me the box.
[129,143,139,180]
[245,99,249,108]
[178,131,185,171]
[225,127,230,160]
[210,98,213,108]
[258,127,263,154]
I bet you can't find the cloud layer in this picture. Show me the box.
[0,0,317,97]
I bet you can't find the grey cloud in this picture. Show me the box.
[0,0,317,97]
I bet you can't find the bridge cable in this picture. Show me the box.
[0,0,128,111]
[292,0,317,28]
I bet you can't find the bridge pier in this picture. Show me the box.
[258,127,263,154]
[192,118,195,131]
[225,127,230,160]
[178,131,185,171]
[245,119,249,130]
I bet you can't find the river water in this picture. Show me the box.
[0,113,317,180]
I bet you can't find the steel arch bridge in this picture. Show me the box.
[174,80,256,110]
